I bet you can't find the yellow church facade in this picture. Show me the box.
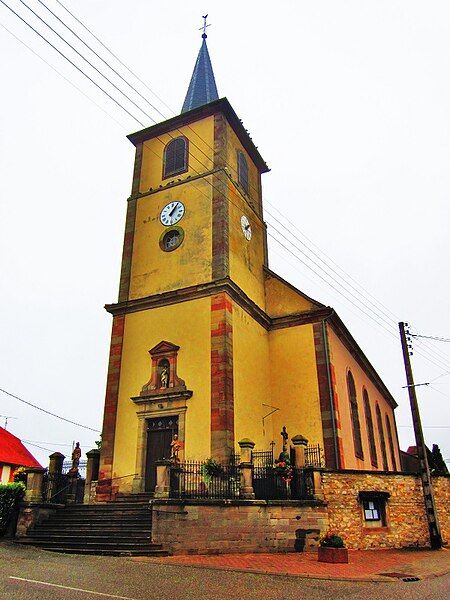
[97,40,400,500]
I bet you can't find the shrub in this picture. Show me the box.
[201,458,223,482]
[12,467,27,484]
[0,482,25,537]
[320,531,345,548]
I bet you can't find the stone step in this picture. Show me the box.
[36,524,152,533]
[22,534,153,544]
[35,546,168,557]
[19,539,162,551]
[45,515,150,524]
[112,493,153,504]
[59,504,151,512]
[19,501,164,557]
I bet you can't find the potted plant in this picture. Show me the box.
[274,451,294,498]
[318,531,348,563]
[201,458,223,483]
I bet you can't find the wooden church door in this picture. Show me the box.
[145,416,178,493]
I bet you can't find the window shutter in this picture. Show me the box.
[163,138,187,178]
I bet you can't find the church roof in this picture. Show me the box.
[0,427,42,469]
[181,36,219,113]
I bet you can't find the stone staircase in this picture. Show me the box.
[17,496,168,556]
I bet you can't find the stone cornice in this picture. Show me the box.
[128,168,221,201]
[271,308,333,330]
[105,278,271,329]
[127,167,264,224]
[106,279,397,409]
[131,390,193,404]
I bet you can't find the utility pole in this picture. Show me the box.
[399,322,442,549]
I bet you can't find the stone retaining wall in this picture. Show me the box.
[320,470,449,549]
[433,475,450,544]
[151,499,328,555]
[15,503,63,537]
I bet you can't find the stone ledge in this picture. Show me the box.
[151,498,326,508]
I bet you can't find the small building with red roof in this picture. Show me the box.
[0,427,42,483]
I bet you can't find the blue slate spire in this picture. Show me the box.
[181,32,219,113]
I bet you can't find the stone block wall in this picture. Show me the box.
[433,475,450,545]
[151,499,328,555]
[320,470,449,549]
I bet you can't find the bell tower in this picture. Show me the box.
[97,29,270,498]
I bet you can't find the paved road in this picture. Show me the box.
[0,543,448,600]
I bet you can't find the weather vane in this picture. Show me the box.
[199,14,210,38]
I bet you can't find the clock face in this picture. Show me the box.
[240,215,252,241]
[160,201,185,226]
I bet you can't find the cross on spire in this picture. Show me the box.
[199,14,210,39]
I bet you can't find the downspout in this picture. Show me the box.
[321,316,340,470]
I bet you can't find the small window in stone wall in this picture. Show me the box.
[359,491,389,528]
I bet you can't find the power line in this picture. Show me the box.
[22,439,81,447]
[54,0,173,116]
[0,0,144,126]
[22,440,54,453]
[411,334,450,343]
[4,1,448,382]
[0,21,127,132]
[0,388,101,432]
[397,425,450,429]
[36,0,164,120]
[17,0,153,123]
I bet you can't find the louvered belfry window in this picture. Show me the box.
[376,404,389,471]
[385,415,397,471]
[363,389,378,467]
[237,150,249,195]
[163,137,188,178]
[347,371,364,460]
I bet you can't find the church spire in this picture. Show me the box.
[181,15,219,113]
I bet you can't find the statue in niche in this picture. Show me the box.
[160,362,169,388]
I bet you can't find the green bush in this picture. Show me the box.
[0,482,25,537]
[320,531,345,548]
[201,458,223,483]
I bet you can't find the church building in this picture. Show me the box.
[97,30,401,499]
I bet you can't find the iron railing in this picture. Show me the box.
[251,450,274,467]
[41,472,85,504]
[304,444,325,468]
[253,466,314,500]
[169,461,240,500]
[62,459,87,478]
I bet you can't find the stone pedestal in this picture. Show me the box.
[47,452,65,503]
[24,468,45,503]
[154,460,171,498]
[291,434,308,467]
[84,449,100,504]
[238,438,255,499]
[48,452,65,475]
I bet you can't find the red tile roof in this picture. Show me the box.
[0,427,42,469]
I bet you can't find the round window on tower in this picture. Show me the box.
[159,226,185,252]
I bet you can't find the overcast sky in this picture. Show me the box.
[0,0,449,469]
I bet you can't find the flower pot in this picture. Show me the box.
[318,546,348,564]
